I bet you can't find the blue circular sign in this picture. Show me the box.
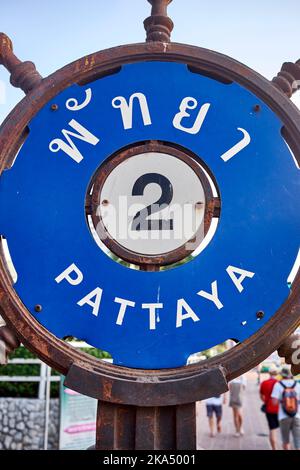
[0,61,299,368]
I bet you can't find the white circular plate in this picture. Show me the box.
[98,152,206,256]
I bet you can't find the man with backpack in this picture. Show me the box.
[271,365,300,450]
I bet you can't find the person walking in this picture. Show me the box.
[229,375,246,437]
[205,394,226,437]
[271,365,300,450]
[260,365,279,450]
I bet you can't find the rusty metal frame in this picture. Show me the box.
[86,140,217,267]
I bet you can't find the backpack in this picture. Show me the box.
[280,381,298,418]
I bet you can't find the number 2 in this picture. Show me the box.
[131,173,174,231]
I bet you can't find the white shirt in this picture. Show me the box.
[230,375,247,386]
[205,396,222,406]
[271,380,300,421]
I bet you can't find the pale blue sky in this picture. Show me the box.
[1,0,300,122]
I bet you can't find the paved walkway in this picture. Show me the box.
[196,372,275,450]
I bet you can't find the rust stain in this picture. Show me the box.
[103,379,113,400]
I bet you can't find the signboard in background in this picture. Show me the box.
[59,377,97,450]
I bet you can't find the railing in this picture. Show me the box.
[0,341,96,400]
[0,341,101,449]
[0,360,59,400]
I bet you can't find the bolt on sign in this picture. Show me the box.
[0,0,300,450]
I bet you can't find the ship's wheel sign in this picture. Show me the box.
[1,58,299,369]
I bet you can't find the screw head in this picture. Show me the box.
[253,104,261,113]
[102,199,109,206]
[50,104,58,111]
[256,310,264,320]
[34,304,42,313]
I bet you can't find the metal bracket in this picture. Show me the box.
[64,363,228,406]
[65,362,228,450]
